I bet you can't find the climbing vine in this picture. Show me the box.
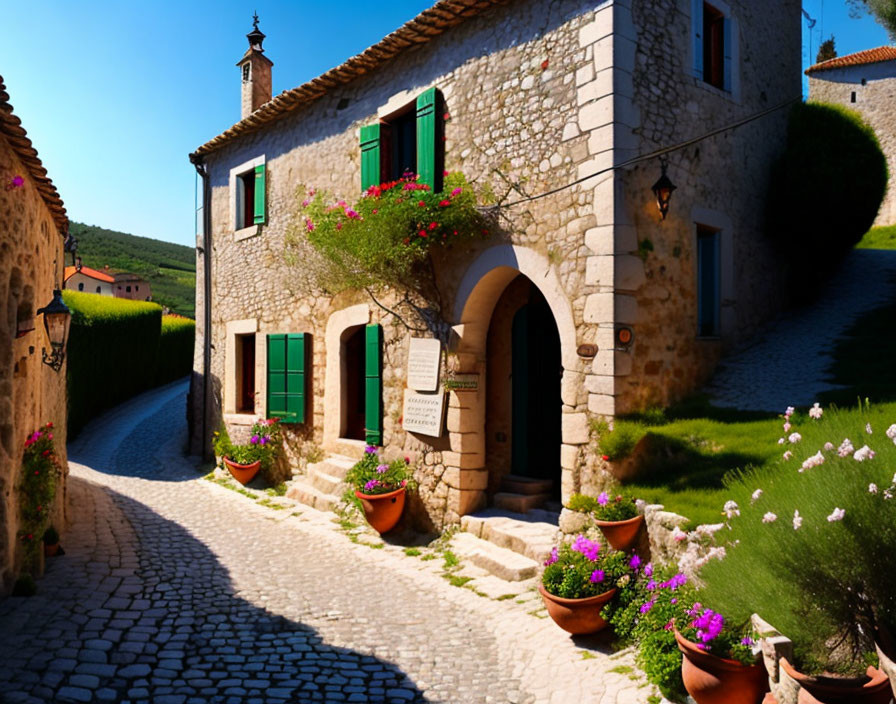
[18,423,62,571]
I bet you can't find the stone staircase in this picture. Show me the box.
[492,475,556,513]
[451,507,561,582]
[285,454,356,512]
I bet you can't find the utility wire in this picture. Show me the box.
[495,95,802,209]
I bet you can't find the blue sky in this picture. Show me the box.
[0,2,891,248]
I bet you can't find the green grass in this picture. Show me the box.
[856,224,896,250]
[403,547,421,557]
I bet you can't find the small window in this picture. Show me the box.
[238,172,255,229]
[697,225,721,337]
[236,333,256,413]
[242,63,250,82]
[851,92,857,103]
[126,285,132,293]
[231,159,266,233]
[96,286,101,293]
[135,285,139,292]
[693,1,732,92]
[382,107,417,181]
[78,282,84,291]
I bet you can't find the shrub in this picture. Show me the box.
[698,402,896,675]
[768,102,887,297]
[18,423,62,569]
[541,535,632,599]
[156,315,195,386]
[598,421,645,460]
[567,491,639,522]
[345,445,417,495]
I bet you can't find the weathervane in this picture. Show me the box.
[253,11,259,31]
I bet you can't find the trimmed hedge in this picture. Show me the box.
[63,292,194,436]
[768,102,888,297]
[157,315,195,387]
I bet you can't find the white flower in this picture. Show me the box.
[869,483,879,494]
[783,450,793,460]
[762,512,777,524]
[866,423,874,434]
[783,422,792,433]
[799,451,826,472]
[788,433,802,444]
[838,439,855,457]
[785,406,795,418]
[793,510,803,530]
[751,489,763,503]
[671,526,688,542]
[809,403,823,420]
[777,438,786,445]
[853,445,876,462]
[827,507,846,522]
[823,442,834,452]
[886,490,894,500]
[886,424,896,440]
[723,500,740,519]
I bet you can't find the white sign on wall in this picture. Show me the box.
[407,337,442,392]
[402,389,446,437]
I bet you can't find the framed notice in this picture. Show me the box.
[402,389,446,438]
[407,337,442,391]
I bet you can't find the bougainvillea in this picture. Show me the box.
[19,423,62,569]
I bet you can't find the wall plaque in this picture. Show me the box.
[402,389,446,437]
[445,373,479,392]
[407,337,442,391]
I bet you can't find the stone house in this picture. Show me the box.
[112,272,152,302]
[189,0,801,530]
[0,76,69,593]
[806,46,896,226]
[63,262,115,296]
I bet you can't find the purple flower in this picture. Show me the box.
[249,434,260,444]
[597,491,609,506]
[364,445,378,454]
[629,554,641,571]
[544,547,559,566]
[376,464,388,474]
[660,573,688,590]
[590,569,605,584]
[692,608,725,645]
[572,535,600,561]
[741,637,755,647]
[260,436,268,445]
[643,562,653,578]
[363,479,380,491]
[640,599,656,614]
[646,579,657,591]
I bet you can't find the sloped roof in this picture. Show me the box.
[0,76,68,234]
[805,46,896,74]
[64,265,115,283]
[190,0,508,160]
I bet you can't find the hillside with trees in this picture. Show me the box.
[69,222,196,318]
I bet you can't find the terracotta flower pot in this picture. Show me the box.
[875,642,896,698]
[780,657,891,704]
[355,487,406,534]
[223,457,261,485]
[675,628,769,704]
[595,514,644,552]
[537,583,617,635]
[43,542,59,557]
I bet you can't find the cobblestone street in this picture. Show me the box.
[0,381,649,704]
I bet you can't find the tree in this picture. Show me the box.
[816,36,837,63]
[847,0,896,39]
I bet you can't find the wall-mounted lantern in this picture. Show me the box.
[651,157,676,220]
[36,289,71,371]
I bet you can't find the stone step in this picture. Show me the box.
[500,475,554,496]
[308,469,346,496]
[460,508,559,563]
[450,532,540,582]
[492,492,551,514]
[285,478,340,513]
[308,454,357,480]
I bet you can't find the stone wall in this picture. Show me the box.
[809,61,896,227]
[0,134,68,594]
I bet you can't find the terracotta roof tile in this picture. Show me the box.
[64,265,115,283]
[0,76,68,235]
[190,0,509,161]
[805,46,896,74]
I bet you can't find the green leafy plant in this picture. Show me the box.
[568,491,639,522]
[291,172,489,295]
[598,421,645,461]
[541,536,632,600]
[18,423,62,569]
[213,419,282,475]
[345,445,417,496]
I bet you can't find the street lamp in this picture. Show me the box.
[651,157,676,220]
[36,289,71,371]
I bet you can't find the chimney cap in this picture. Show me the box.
[247,12,266,52]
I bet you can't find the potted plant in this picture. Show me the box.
[213,419,282,485]
[568,490,643,552]
[698,404,896,701]
[42,526,60,557]
[539,535,631,635]
[345,446,417,534]
[778,657,890,704]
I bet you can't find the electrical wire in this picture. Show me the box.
[495,95,802,209]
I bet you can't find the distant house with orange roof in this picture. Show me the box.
[63,260,115,296]
[806,46,896,226]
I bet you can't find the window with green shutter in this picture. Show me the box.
[253,163,266,224]
[267,333,307,423]
[364,324,383,446]
[360,124,382,191]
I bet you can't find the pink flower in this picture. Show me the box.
[783,450,793,461]
[869,483,879,494]
[305,219,315,232]
[783,422,792,433]
[800,451,825,472]
[823,442,834,451]
[597,491,609,506]
[866,423,874,434]
[788,432,802,444]
[827,507,846,522]
[853,445,875,462]
[838,439,854,457]
[762,512,777,524]
[751,489,763,503]
[793,510,803,530]
[809,403,823,420]
[451,187,462,197]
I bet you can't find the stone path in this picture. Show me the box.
[704,249,896,411]
[0,381,652,704]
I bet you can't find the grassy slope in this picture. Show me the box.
[856,224,896,250]
[69,222,195,318]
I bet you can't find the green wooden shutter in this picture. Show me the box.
[692,0,704,79]
[253,163,266,224]
[416,88,437,190]
[267,333,306,423]
[364,324,383,446]
[360,124,382,192]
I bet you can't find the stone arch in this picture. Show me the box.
[323,304,370,453]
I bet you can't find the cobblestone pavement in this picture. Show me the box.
[705,249,896,411]
[0,381,651,704]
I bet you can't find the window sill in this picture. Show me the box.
[692,77,740,105]
[223,413,257,425]
[235,224,261,241]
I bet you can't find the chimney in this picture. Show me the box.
[76,256,82,272]
[236,13,273,119]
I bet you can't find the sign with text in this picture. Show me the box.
[407,337,442,391]
[402,389,446,437]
